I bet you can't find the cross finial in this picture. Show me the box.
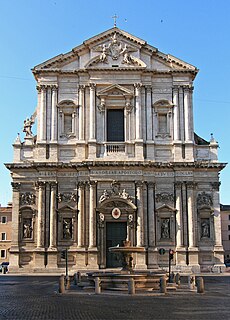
[112,14,118,27]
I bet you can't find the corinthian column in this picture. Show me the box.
[77,182,85,247]
[173,86,179,140]
[79,85,85,140]
[184,86,190,141]
[147,182,155,247]
[49,182,57,248]
[175,182,183,247]
[89,181,97,248]
[51,85,58,141]
[89,83,96,140]
[136,181,144,246]
[146,86,152,141]
[186,182,196,248]
[134,83,142,140]
[40,85,47,141]
[212,182,222,247]
[36,181,46,248]
[11,182,21,248]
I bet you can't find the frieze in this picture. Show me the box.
[91,170,142,175]
[197,192,213,207]
[20,192,36,206]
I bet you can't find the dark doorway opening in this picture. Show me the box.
[106,222,127,268]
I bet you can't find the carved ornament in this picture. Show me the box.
[57,192,78,203]
[197,192,213,207]
[20,192,36,206]
[156,192,174,204]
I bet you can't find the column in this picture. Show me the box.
[78,85,85,140]
[89,83,96,140]
[89,181,96,248]
[212,182,222,247]
[173,86,179,140]
[134,83,142,140]
[51,85,58,141]
[40,85,47,141]
[49,182,57,248]
[11,182,21,248]
[184,86,190,141]
[46,86,52,141]
[146,86,152,141]
[77,182,85,247]
[36,181,45,248]
[186,182,195,248]
[136,181,144,246]
[179,86,184,141]
[147,182,155,247]
[175,182,183,247]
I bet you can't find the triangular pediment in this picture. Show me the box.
[97,84,133,98]
[32,27,198,77]
[156,204,177,212]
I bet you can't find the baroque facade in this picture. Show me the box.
[6,27,226,273]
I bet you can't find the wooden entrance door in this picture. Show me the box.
[106,222,127,268]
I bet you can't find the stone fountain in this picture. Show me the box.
[86,240,166,292]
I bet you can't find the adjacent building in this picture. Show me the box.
[5,27,226,273]
[0,203,12,265]
[220,204,230,262]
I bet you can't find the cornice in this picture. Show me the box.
[5,161,227,171]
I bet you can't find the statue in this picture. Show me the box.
[63,219,72,239]
[161,218,170,239]
[201,220,210,238]
[23,116,34,137]
[23,220,32,238]
[99,190,110,203]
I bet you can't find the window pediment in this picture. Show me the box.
[97,84,133,98]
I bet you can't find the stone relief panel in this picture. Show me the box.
[161,218,170,239]
[197,192,213,208]
[57,192,78,203]
[200,218,210,238]
[20,192,36,206]
[86,33,146,68]
[156,192,174,204]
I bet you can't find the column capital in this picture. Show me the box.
[35,181,46,189]
[134,82,142,89]
[148,182,155,188]
[145,85,152,92]
[51,84,58,91]
[135,180,144,187]
[186,181,197,189]
[211,182,221,191]
[78,181,86,189]
[89,180,97,187]
[50,181,58,189]
[79,84,85,91]
[89,82,96,90]
[11,182,21,192]
[174,181,182,189]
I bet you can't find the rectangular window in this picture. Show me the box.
[158,114,167,133]
[1,216,7,224]
[229,235,230,241]
[228,225,230,231]
[107,109,124,142]
[0,250,6,259]
[1,233,6,241]
[229,215,230,220]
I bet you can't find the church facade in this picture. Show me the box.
[6,27,226,273]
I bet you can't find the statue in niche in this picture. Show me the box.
[23,219,32,238]
[99,44,108,63]
[161,218,170,239]
[23,116,34,137]
[201,219,210,238]
[63,218,72,239]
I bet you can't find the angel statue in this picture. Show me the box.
[23,116,34,137]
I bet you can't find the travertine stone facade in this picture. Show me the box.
[6,27,226,273]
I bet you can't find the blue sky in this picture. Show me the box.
[0,0,229,206]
